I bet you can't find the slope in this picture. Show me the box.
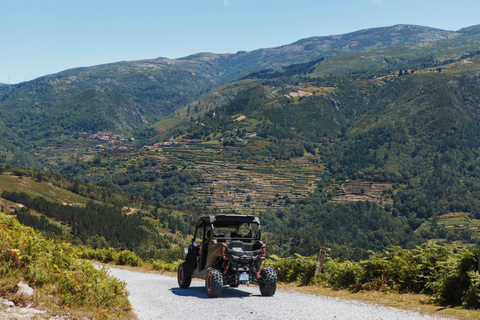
[3,24,480,260]
[147,29,480,257]
[0,24,463,167]
[0,167,195,258]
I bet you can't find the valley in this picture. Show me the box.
[4,23,480,317]
[2,24,480,260]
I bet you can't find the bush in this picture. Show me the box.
[322,260,361,289]
[150,259,182,272]
[117,250,143,267]
[0,212,130,309]
[264,254,317,285]
[78,246,143,267]
[463,271,480,308]
[432,248,479,307]
[308,242,480,309]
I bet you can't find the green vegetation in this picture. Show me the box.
[3,189,194,251]
[265,242,480,309]
[0,212,133,318]
[0,170,196,259]
[3,24,480,315]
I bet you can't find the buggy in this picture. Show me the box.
[177,214,277,297]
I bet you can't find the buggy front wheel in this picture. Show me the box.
[178,262,192,289]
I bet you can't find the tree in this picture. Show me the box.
[35,171,44,182]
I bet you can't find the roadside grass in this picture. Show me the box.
[279,283,478,320]
[31,284,138,320]
[0,212,136,320]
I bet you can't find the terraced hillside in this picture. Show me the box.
[333,181,393,206]
[187,150,322,211]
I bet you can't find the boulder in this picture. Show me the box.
[16,281,34,298]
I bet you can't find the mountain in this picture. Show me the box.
[0,25,465,161]
[144,26,480,257]
[3,24,480,259]
[169,24,480,143]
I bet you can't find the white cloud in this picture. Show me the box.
[223,0,230,6]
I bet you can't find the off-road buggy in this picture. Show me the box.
[177,214,277,298]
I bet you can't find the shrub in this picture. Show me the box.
[0,212,130,309]
[432,248,479,307]
[264,254,317,285]
[463,271,480,308]
[355,243,451,293]
[117,250,143,267]
[150,259,182,272]
[0,213,130,310]
[322,260,361,289]
[78,246,143,267]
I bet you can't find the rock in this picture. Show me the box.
[0,298,15,307]
[16,281,34,298]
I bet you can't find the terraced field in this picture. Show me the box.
[162,145,323,212]
[333,181,393,206]
[437,212,480,233]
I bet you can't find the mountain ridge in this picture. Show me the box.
[0,23,479,167]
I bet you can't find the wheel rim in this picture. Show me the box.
[206,274,211,291]
[178,267,184,283]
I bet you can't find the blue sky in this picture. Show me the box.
[2,0,479,84]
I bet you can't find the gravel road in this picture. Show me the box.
[105,266,453,320]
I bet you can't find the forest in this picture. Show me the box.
[1,186,195,256]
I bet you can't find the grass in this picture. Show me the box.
[0,212,136,319]
[0,174,90,206]
[279,283,479,320]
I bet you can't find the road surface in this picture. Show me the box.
[104,266,452,320]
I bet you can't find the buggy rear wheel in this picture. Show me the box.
[259,266,277,296]
[205,267,223,297]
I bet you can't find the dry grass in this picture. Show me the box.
[32,285,138,320]
[278,283,480,320]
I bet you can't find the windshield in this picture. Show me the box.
[212,222,260,240]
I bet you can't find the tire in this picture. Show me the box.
[259,266,277,296]
[205,267,223,298]
[178,262,192,289]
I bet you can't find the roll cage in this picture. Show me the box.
[192,214,262,244]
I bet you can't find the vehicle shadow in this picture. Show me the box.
[170,286,261,299]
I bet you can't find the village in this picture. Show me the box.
[80,131,133,151]
[83,129,260,153]
[83,131,187,152]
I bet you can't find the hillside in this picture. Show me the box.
[149,28,480,257]
[0,167,196,260]
[2,24,480,260]
[0,24,466,167]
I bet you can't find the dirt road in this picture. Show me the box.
[105,266,452,320]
